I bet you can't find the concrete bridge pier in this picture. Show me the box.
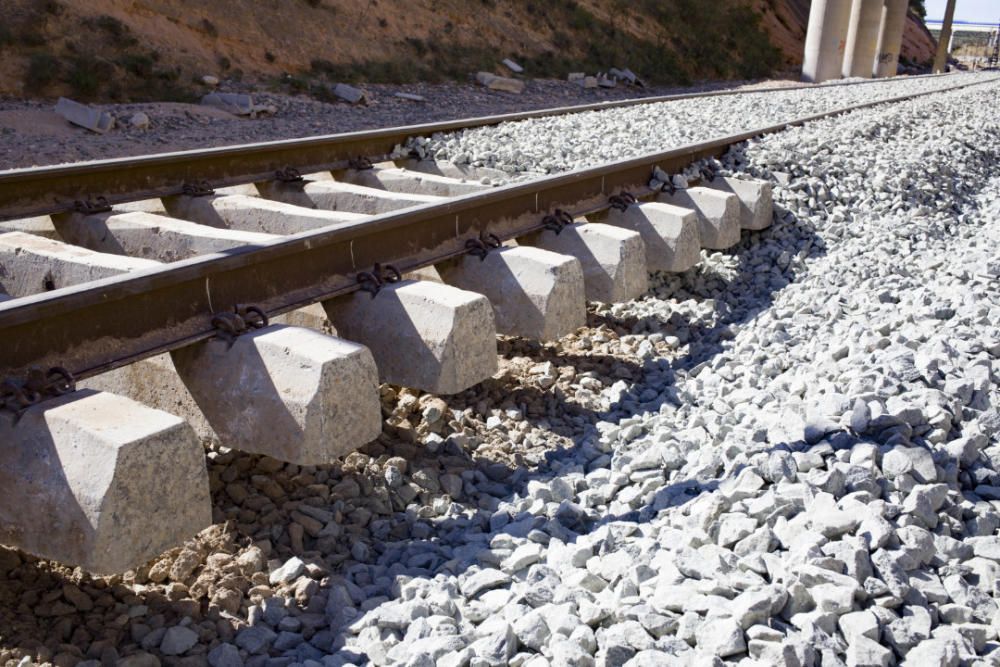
[802,0,853,83]
[933,0,958,73]
[842,0,884,78]
[874,0,909,77]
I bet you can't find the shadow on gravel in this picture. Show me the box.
[0,209,831,662]
[294,209,833,655]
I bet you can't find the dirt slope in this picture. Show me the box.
[0,0,936,103]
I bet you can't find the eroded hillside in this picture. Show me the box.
[0,0,936,102]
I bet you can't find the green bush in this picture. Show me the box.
[66,54,113,99]
[19,31,46,47]
[81,15,138,47]
[25,53,61,93]
[289,0,781,94]
[119,53,155,78]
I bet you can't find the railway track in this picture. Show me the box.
[0,71,996,575]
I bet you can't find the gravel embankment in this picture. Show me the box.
[0,73,976,172]
[0,77,793,170]
[401,72,1000,178]
[1,78,1000,667]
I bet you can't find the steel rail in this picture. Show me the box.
[0,71,962,221]
[0,74,997,382]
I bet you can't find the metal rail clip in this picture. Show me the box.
[608,192,637,212]
[656,173,677,196]
[465,234,502,261]
[211,304,269,347]
[72,197,112,215]
[348,156,374,171]
[542,209,573,235]
[356,263,402,298]
[275,167,305,183]
[182,180,216,197]
[0,366,76,423]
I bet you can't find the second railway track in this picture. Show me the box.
[0,71,997,574]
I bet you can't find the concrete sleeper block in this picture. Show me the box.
[520,222,647,303]
[55,97,114,133]
[52,210,277,263]
[172,325,382,464]
[436,245,586,341]
[338,168,492,197]
[163,194,371,234]
[81,354,216,445]
[658,187,741,250]
[705,177,773,231]
[323,279,498,395]
[0,389,211,574]
[598,202,702,273]
[0,231,158,297]
[393,159,511,183]
[257,180,444,215]
[270,303,332,332]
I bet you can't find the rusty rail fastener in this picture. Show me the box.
[275,167,305,183]
[465,234,502,261]
[356,263,402,298]
[348,156,374,171]
[0,366,76,422]
[211,305,269,348]
[655,170,678,195]
[542,209,574,235]
[182,181,215,197]
[72,197,112,215]
[608,192,637,212]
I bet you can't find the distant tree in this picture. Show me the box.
[909,0,926,19]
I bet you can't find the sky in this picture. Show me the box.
[925,0,1000,23]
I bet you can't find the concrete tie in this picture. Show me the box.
[0,231,158,297]
[0,389,211,574]
[338,167,492,197]
[658,187,741,250]
[599,201,703,273]
[53,210,277,263]
[258,179,444,214]
[163,194,371,234]
[437,245,586,341]
[704,177,774,231]
[1,232,384,466]
[171,325,382,465]
[520,222,647,303]
[323,279,498,394]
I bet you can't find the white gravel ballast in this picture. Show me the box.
[314,81,1000,665]
[400,72,1000,180]
[4,79,1000,667]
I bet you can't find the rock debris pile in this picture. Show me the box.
[1,79,1000,667]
